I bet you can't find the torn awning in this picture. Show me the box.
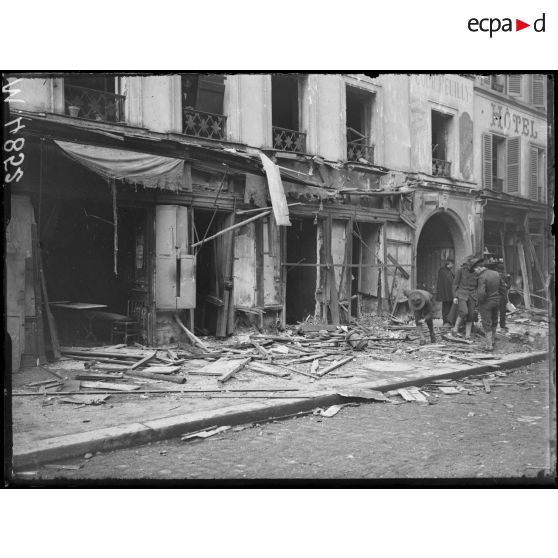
[55,141,185,191]
[259,152,291,226]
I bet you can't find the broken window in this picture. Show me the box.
[271,74,306,152]
[64,74,125,122]
[431,110,453,177]
[182,74,226,140]
[346,86,375,163]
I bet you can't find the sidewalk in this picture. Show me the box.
[11,346,549,469]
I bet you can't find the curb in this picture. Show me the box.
[12,350,549,469]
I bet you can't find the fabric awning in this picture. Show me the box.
[55,141,185,191]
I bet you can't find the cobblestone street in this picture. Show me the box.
[24,361,553,482]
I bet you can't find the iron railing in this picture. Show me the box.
[183,108,227,140]
[432,158,452,177]
[272,126,306,153]
[347,140,374,163]
[64,84,125,122]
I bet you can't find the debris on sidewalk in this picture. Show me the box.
[315,404,344,417]
[181,425,231,440]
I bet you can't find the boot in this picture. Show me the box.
[430,331,436,344]
[452,316,462,336]
[485,330,494,351]
[417,324,426,345]
[465,321,473,340]
[492,327,497,349]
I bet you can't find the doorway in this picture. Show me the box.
[416,213,457,293]
[285,218,317,323]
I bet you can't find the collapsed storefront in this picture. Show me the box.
[481,189,549,309]
[7,111,433,372]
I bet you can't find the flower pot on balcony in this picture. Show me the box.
[68,105,80,118]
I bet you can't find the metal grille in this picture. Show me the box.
[347,140,374,163]
[272,126,306,152]
[432,158,451,177]
[64,84,125,122]
[183,108,226,140]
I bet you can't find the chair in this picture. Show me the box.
[110,301,141,345]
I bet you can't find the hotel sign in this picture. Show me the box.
[490,103,538,138]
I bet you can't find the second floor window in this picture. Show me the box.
[482,133,521,195]
[431,110,453,177]
[346,86,374,164]
[64,75,125,123]
[271,74,306,153]
[182,74,226,140]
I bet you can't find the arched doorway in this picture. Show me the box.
[416,211,467,293]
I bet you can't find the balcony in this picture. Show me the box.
[183,108,226,140]
[64,84,125,123]
[347,140,374,164]
[492,177,504,193]
[272,126,306,153]
[432,158,452,177]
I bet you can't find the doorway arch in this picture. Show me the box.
[416,210,468,292]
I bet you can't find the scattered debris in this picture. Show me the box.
[316,405,344,417]
[336,388,389,401]
[44,463,83,471]
[438,386,461,394]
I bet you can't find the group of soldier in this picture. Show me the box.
[403,255,511,351]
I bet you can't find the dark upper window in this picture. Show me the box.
[431,110,452,177]
[271,74,306,152]
[181,74,226,140]
[346,86,374,164]
[64,75,125,123]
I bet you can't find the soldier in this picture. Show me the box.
[451,255,481,340]
[471,260,507,351]
[404,288,436,345]
[436,258,455,327]
[487,261,512,331]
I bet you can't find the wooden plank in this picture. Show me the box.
[130,350,157,370]
[318,355,354,377]
[482,378,492,393]
[75,373,124,381]
[191,210,272,249]
[246,362,290,378]
[125,370,186,384]
[217,357,252,383]
[386,253,410,280]
[144,365,181,374]
[397,388,416,401]
[80,381,140,392]
[258,153,291,226]
[174,313,210,351]
[517,242,531,309]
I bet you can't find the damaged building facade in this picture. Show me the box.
[5,73,549,372]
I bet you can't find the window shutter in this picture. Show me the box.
[155,205,195,310]
[196,74,225,114]
[507,75,522,96]
[529,147,539,201]
[482,133,493,190]
[531,75,545,108]
[506,137,521,194]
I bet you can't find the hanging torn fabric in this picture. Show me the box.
[258,152,291,226]
[110,179,118,276]
[54,141,185,191]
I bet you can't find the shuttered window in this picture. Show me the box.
[506,137,521,194]
[529,147,539,201]
[507,75,522,96]
[196,75,226,115]
[531,75,545,109]
[482,133,493,189]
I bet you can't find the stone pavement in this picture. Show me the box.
[9,346,549,469]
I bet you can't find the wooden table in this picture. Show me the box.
[51,302,108,342]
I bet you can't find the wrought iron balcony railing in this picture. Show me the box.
[183,108,227,140]
[347,140,374,164]
[492,177,504,193]
[432,158,452,177]
[64,84,125,123]
[272,126,306,153]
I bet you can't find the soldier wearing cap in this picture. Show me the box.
[436,258,455,327]
[471,260,507,351]
[403,288,436,345]
[451,255,481,340]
